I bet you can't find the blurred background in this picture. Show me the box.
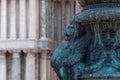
[0,0,82,80]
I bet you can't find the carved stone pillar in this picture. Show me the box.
[35,52,40,80]
[11,50,21,80]
[10,0,17,39]
[20,51,26,80]
[19,0,27,39]
[70,0,75,17]
[1,0,7,40]
[0,51,7,80]
[47,53,51,80]
[6,51,12,80]
[40,0,47,37]
[25,51,35,80]
[61,1,65,29]
[40,50,50,80]
[28,0,36,39]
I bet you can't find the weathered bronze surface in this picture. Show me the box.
[50,0,120,80]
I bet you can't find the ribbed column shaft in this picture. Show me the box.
[11,51,21,80]
[19,0,27,39]
[1,0,7,40]
[25,52,35,80]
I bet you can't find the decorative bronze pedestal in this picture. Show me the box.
[51,0,120,80]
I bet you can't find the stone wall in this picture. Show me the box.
[0,0,76,80]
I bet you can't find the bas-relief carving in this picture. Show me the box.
[51,0,120,80]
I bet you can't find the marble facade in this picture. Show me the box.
[0,0,76,80]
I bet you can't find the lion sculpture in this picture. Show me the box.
[50,20,92,80]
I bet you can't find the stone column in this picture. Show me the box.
[47,53,51,80]
[25,51,35,80]
[61,1,65,28]
[57,1,62,41]
[40,50,49,80]
[19,0,26,39]
[21,51,26,80]
[1,0,7,40]
[70,0,75,17]
[11,50,21,80]
[65,1,71,27]
[28,0,36,39]
[40,0,47,37]
[10,0,17,39]
[35,52,40,80]
[50,68,54,80]
[6,52,12,80]
[51,2,55,39]
[49,53,54,80]
[0,51,7,80]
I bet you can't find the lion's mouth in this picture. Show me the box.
[65,34,70,38]
[64,34,71,41]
